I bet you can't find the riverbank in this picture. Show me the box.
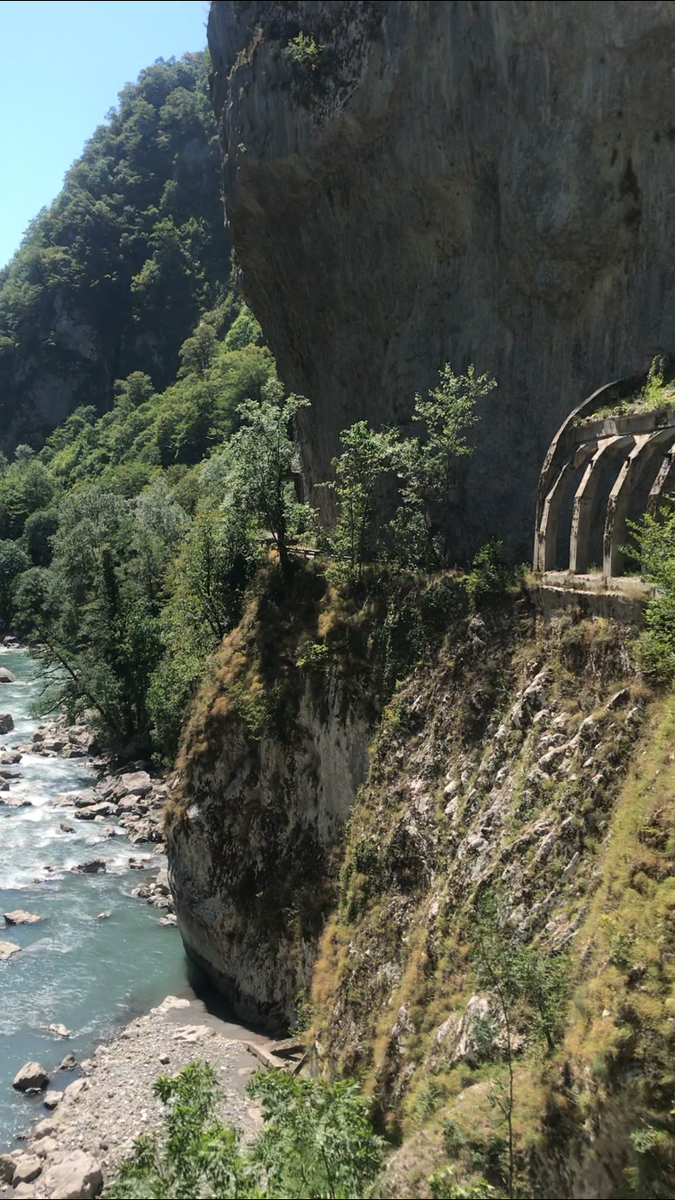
[0,647,191,1153]
[0,994,269,1199]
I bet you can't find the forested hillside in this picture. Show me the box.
[0,50,281,765]
[0,52,230,448]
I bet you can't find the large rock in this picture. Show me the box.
[209,0,675,559]
[12,1062,48,1091]
[0,712,13,733]
[43,1152,103,1199]
[0,1152,18,1182]
[4,909,43,925]
[0,939,21,961]
[0,667,16,683]
[73,859,107,874]
[121,773,153,798]
[11,1154,42,1184]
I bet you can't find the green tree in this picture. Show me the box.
[630,509,675,680]
[106,1061,258,1200]
[15,487,173,752]
[320,421,397,581]
[0,540,30,631]
[22,508,59,567]
[0,453,59,539]
[248,1069,385,1199]
[106,1060,385,1200]
[147,506,259,760]
[390,364,496,568]
[470,906,570,1199]
[223,385,313,574]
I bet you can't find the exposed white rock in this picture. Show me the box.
[4,909,43,925]
[13,1062,49,1091]
[43,1152,103,1199]
[11,1154,42,1184]
[151,994,190,1015]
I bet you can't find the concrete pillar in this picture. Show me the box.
[646,448,675,517]
[532,376,644,571]
[604,428,675,576]
[536,442,599,572]
[538,464,572,571]
[569,435,634,575]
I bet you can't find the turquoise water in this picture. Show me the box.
[0,648,190,1149]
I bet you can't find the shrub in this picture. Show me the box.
[106,1060,385,1200]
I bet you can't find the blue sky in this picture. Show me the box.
[0,0,209,269]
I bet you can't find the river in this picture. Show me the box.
[0,645,190,1150]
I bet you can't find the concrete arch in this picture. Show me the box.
[647,448,675,517]
[568,436,634,575]
[604,427,675,575]
[536,441,599,571]
[533,375,644,571]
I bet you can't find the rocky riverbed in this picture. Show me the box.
[1,705,179,922]
[0,645,195,1158]
[0,995,268,1199]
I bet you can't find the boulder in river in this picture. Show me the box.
[4,909,43,925]
[43,1090,64,1109]
[75,802,113,820]
[73,859,107,874]
[44,1151,103,1200]
[0,713,13,734]
[0,750,21,764]
[42,1023,70,1038]
[60,822,75,833]
[12,1062,49,1091]
[0,667,16,683]
[59,1053,76,1071]
[0,940,21,961]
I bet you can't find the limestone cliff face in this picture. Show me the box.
[166,585,372,1030]
[208,0,675,558]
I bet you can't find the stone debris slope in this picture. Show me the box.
[0,997,262,1200]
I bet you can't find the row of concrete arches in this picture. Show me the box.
[534,376,675,580]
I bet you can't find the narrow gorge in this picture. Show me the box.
[3,3,675,1198]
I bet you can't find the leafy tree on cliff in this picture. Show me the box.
[221,383,314,574]
[324,363,497,576]
[320,421,398,581]
[630,508,675,680]
[389,363,496,568]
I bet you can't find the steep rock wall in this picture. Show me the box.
[166,579,372,1030]
[311,608,664,1197]
[208,0,675,558]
